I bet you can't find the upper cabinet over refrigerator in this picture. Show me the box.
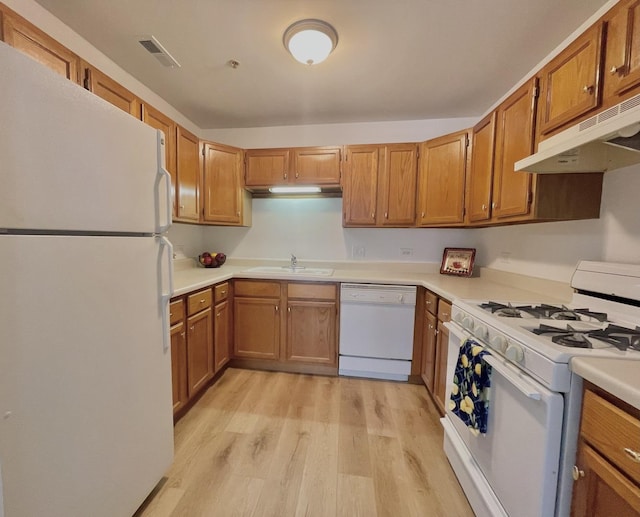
[0,42,171,235]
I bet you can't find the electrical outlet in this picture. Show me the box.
[352,245,366,259]
[400,247,414,257]
[499,251,511,264]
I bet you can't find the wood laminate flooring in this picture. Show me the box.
[137,368,474,517]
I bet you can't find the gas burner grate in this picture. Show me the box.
[531,323,640,350]
[480,302,523,318]
[479,302,609,321]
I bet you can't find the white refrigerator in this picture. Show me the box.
[0,42,175,517]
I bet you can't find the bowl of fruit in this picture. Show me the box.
[198,252,226,268]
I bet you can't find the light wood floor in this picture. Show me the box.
[137,368,474,517]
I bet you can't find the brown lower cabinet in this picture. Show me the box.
[233,279,338,369]
[571,385,640,516]
[170,282,231,417]
[419,288,452,415]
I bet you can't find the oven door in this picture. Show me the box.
[442,321,565,517]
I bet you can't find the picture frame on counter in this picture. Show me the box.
[440,247,476,277]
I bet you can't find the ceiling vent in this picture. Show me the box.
[138,35,181,68]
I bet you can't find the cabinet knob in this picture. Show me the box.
[385,212,389,219]
[275,305,279,312]
[482,204,487,211]
[169,312,173,317]
[582,85,594,94]
[221,290,226,295]
[180,205,185,209]
[181,332,185,338]
[426,300,431,305]
[200,299,206,303]
[236,211,240,216]
[421,211,425,218]
[371,212,375,219]
[610,64,624,75]
[190,326,195,331]
[572,466,585,481]
[284,173,288,180]
[492,202,497,209]
[295,172,299,178]
[288,306,291,312]
[623,447,640,463]
[216,311,221,317]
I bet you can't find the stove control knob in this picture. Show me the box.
[491,335,508,353]
[462,316,475,331]
[505,343,524,363]
[474,324,488,340]
[453,312,464,324]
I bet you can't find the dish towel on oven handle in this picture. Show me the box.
[449,338,492,436]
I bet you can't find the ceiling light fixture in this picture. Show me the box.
[283,19,338,65]
[269,186,322,194]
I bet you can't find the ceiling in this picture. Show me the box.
[35,0,610,129]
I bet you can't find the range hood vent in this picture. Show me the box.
[138,35,181,68]
[516,92,640,173]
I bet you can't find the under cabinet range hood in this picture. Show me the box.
[516,92,640,173]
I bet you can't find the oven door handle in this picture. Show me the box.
[483,355,542,401]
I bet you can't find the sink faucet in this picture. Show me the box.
[291,254,297,268]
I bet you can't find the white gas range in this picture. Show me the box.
[441,261,640,517]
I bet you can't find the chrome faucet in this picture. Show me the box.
[290,254,297,268]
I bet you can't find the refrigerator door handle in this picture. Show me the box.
[159,236,174,352]
[156,130,173,234]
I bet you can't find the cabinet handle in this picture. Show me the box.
[426,300,431,306]
[582,85,594,94]
[220,290,226,295]
[216,311,221,317]
[623,447,640,463]
[200,299,206,303]
[181,332,185,338]
[428,324,434,330]
[288,306,291,312]
[295,172,299,178]
[284,173,288,180]
[482,204,487,211]
[610,65,623,75]
[385,212,389,219]
[275,305,279,312]
[421,211,425,218]
[180,205,185,209]
[435,329,439,335]
[170,312,173,317]
[572,466,585,481]
[492,202,497,209]
[371,212,375,219]
[236,211,240,216]
[190,326,195,331]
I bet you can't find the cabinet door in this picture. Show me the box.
[417,131,468,226]
[293,147,342,186]
[170,322,187,414]
[466,112,496,223]
[233,298,281,360]
[538,23,604,135]
[378,143,418,226]
[286,300,337,365]
[1,9,81,84]
[343,145,379,226]
[433,321,449,415]
[214,300,230,372]
[186,308,213,397]
[245,148,290,187]
[571,443,640,516]
[604,0,640,99]
[202,142,243,224]
[421,311,438,393]
[492,78,537,220]
[176,126,200,222]
[142,104,177,214]
[84,65,141,117]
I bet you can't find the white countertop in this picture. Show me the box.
[172,258,572,303]
[571,357,640,411]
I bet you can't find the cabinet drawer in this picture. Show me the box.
[438,299,452,322]
[581,389,640,484]
[234,279,281,298]
[214,282,230,303]
[169,299,184,325]
[187,288,212,315]
[425,290,438,315]
[288,282,336,300]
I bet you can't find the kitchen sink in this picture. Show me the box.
[245,266,334,276]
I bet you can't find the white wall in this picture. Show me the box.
[166,223,204,259]
[201,118,478,148]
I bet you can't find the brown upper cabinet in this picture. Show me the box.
[142,104,177,214]
[343,143,418,227]
[466,113,496,224]
[492,78,538,220]
[175,126,200,222]
[1,5,81,84]
[84,64,141,117]
[244,146,341,189]
[537,23,605,138]
[603,0,640,101]
[417,130,469,227]
[202,142,251,226]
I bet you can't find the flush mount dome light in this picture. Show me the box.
[283,19,338,65]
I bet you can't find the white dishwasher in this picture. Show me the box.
[339,283,417,381]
